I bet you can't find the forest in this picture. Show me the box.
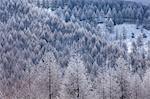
[0,0,150,99]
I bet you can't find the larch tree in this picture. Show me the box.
[148,41,150,60]
[62,54,90,99]
[105,68,120,99]
[116,56,131,99]
[20,59,36,99]
[32,52,61,99]
[37,0,41,7]
[105,18,114,34]
[143,68,150,99]
[137,35,143,47]
[64,11,70,22]
[115,28,119,40]
[94,65,107,99]
[122,27,127,40]
[130,73,143,99]
[146,41,150,69]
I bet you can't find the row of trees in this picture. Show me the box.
[4,52,148,99]
[1,51,149,99]
[51,0,150,26]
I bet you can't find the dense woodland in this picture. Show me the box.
[0,0,150,99]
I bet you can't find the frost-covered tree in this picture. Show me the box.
[80,12,86,21]
[143,68,150,99]
[137,35,143,47]
[33,52,61,99]
[106,8,112,18]
[95,67,107,99]
[130,73,143,99]
[148,41,150,60]
[105,18,114,34]
[105,68,120,99]
[62,54,90,99]
[37,0,41,7]
[122,27,127,40]
[115,28,119,40]
[116,56,131,99]
[51,0,58,10]
[136,19,141,29]
[65,11,70,22]
[70,14,76,22]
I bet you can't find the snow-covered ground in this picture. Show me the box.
[98,23,150,53]
[115,24,150,40]
[115,24,150,53]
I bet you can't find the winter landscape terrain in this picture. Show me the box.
[0,0,150,99]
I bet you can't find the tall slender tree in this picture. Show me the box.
[130,73,143,99]
[143,68,150,99]
[116,56,131,99]
[33,52,61,99]
[63,54,90,99]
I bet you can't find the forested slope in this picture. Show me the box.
[0,0,149,99]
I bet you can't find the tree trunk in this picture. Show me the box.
[77,73,79,99]
[49,65,51,99]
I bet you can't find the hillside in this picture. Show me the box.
[115,24,150,53]
[0,0,150,99]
